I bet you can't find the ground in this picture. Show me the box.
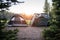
[6,27,47,40]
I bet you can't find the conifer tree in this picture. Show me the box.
[44,0,50,13]
[43,0,60,40]
[0,0,21,40]
[52,0,60,27]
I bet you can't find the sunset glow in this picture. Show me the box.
[9,0,52,16]
[20,13,33,20]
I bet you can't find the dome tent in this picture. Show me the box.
[8,14,27,27]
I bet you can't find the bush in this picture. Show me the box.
[43,26,60,40]
[0,16,18,40]
[0,29,18,40]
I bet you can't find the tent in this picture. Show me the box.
[8,14,27,27]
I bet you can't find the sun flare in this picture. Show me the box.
[9,5,33,16]
[24,11,33,16]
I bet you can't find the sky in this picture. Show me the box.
[9,0,52,15]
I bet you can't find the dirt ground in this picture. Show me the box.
[6,27,47,40]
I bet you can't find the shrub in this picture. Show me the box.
[0,13,18,40]
[43,26,60,40]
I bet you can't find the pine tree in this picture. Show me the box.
[0,0,21,40]
[52,0,60,27]
[43,0,60,40]
[0,0,21,11]
[44,0,50,13]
